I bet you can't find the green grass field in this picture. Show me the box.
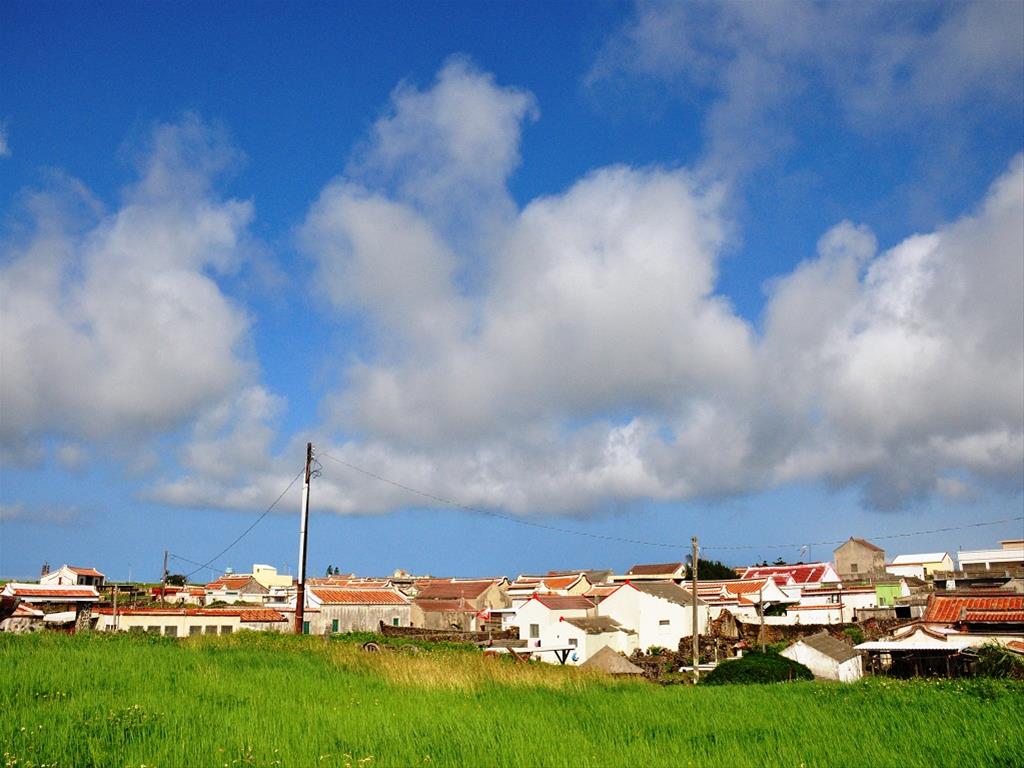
[3,632,1022,768]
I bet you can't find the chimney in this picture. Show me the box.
[40,562,50,577]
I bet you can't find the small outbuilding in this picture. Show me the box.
[579,645,645,676]
[781,632,863,682]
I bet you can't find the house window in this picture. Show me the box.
[568,638,578,647]
[164,626,178,637]
[851,563,859,573]
[530,624,540,639]
[302,621,310,635]
[205,626,217,635]
[189,626,201,636]
[392,617,400,626]
[147,626,159,635]
[221,626,233,634]
[332,619,339,633]
[658,619,670,627]
[129,626,144,634]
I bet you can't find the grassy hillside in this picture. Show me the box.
[2,632,1022,767]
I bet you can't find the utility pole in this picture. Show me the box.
[759,582,765,653]
[161,549,168,605]
[113,585,119,632]
[691,536,699,680]
[294,442,313,635]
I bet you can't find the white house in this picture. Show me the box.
[39,565,105,588]
[785,603,844,625]
[886,553,954,580]
[1,582,99,604]
[513,594,595,653]
[957,540,1024,573]
[798,585,879,622]
[740,563,841,592]
[597,582,707,653]
[781,632,863,682]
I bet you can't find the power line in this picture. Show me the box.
[171,467,305,579]
[318,450,1023,554]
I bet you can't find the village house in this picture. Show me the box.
[303,587,411,635]
[596,582,707,652]
[93,606,289,635]
[798,585,879,622]
[1,582,101,633]
[513,594,596,654]
[833,537,886,579]
[696,577,794,621]
[39,564,105,589]
[612,562,687,583]
[957,540,1024,574]
[411,578,510,630]
[507,573,593,608]
[0,603,44,633]
[204,575,270,605]
[885,553,954,581]
[740,562,842,593]
[781,632,863,682]
[856,591,1024,677]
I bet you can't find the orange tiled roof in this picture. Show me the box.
[67,566,104,577]
[238,609,286,622]
[310,588,408,605]
[924,594,1024,623]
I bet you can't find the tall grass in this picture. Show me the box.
[2,632,1022,767]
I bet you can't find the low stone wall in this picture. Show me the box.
[379,622,518,642]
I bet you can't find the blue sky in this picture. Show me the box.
[2,1,1022,582]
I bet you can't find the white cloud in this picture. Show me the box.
[0,115,256,462]
[588,1,1024,178]
[157,62,1022,517]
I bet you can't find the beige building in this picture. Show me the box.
[93,607,288,635]
[833,537,886,578]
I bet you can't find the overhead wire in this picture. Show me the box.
[317,451,1023,554]
[170,466,305,579]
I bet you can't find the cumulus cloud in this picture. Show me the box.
[588,1,1024,178]
[157,62,1022,517]
[0,115,256,463]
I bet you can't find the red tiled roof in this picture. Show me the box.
[627,562,684,576]
[924,594,1024,624]
[238,609,286,622]
[1007,640,1024,654]
[585,586,620,597]
[961,610,1024,623]
[415,580,495,600]
[207,576,258,591]
[532,594,594,610]
[741,564,833,585]
[310,588,408,605]
[68,566,104,577]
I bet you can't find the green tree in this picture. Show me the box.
[166,573,186,586]
[685,558,737,580]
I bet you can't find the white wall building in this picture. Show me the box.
[513,594,595,653]
[886,553,954,580]
[39,565,105,588]
[781,632,863,682]
[957,541,1024,573]
[597,582,707,653]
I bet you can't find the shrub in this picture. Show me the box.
[702,652,813,685]
[843,627,865,645]
[973,642,1024,680]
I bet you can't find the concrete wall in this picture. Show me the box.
[781,642,863,682]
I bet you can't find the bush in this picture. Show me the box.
[973,642,1024,680]
[702,652,813,685]
[842,627,865,645]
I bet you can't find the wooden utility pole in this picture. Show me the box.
[759,582,765,653]
[691,536,699,680]
[294,442,313,635]
[160,549,169,605]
